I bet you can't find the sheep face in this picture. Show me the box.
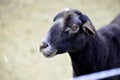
[40,8,96,57]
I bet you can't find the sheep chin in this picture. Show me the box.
[40,46,57,58]
[43,51,57,58]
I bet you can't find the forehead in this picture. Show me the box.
[53,9,79,28]
[53,9,76,22]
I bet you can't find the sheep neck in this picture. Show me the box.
[68,33,108,77]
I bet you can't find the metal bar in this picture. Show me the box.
[74,68,120,80]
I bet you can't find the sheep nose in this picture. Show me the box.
[40,42,49,50]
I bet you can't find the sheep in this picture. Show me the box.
[39,8,120,80]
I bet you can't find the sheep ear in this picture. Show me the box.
[82,21,96,36]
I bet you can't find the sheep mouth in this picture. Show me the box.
[42,52,57,57]
[40,46,57,58]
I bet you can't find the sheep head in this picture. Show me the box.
[40,8,96,57]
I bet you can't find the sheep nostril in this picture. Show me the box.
[40,42,49,50]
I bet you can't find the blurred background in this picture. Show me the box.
[0,0,120,80]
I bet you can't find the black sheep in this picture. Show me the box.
[40,8,120,80]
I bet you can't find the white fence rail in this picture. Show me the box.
[74,68,120,80]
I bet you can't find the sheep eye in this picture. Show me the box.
[65,24,79,34]
[71,24,79,31]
